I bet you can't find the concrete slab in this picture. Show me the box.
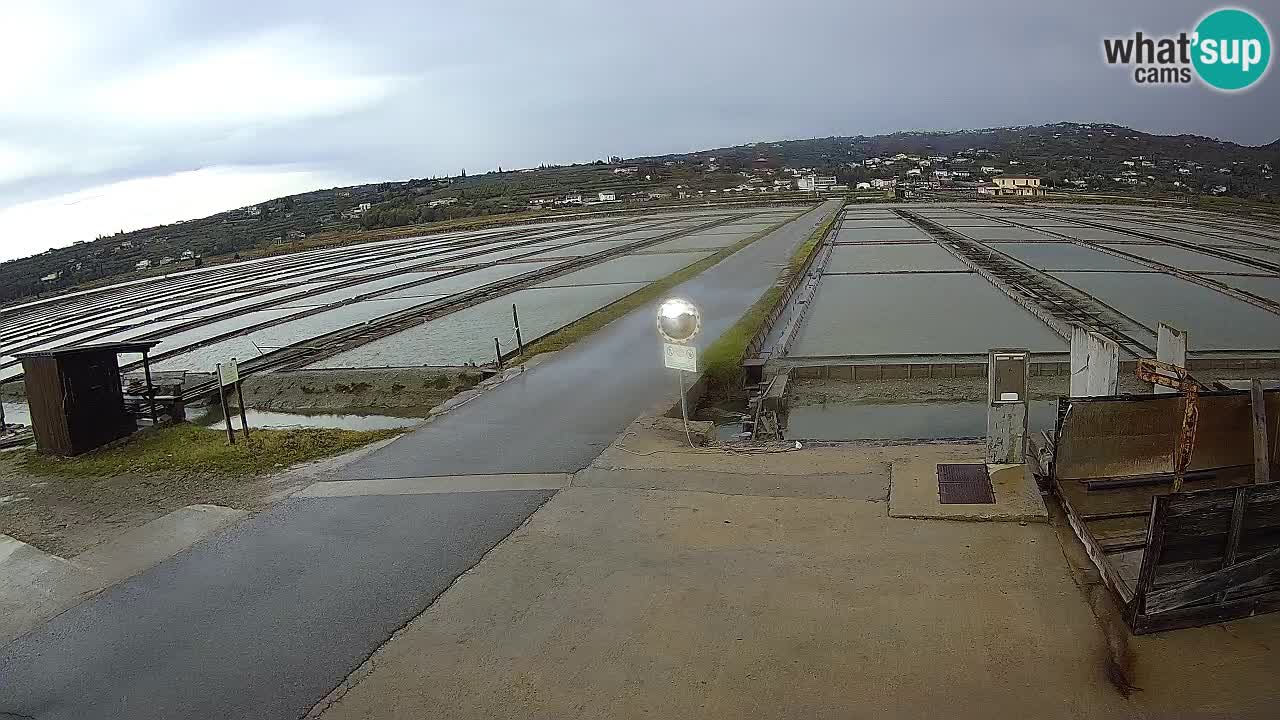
[314,486,1130,720]
[0,534,98,647]
[889,459,1047,522]
[1,504,249,648]
[73,504,249,581]
[573,467,885,501]
[297,474,572,497]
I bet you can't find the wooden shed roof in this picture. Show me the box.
[15,341,161,360]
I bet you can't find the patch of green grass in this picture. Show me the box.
[19,423,401,478]
[519,210,809,358]
[700,204,843,393]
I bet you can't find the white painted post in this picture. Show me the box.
[1070,325,1089,397]
[1085,333,1119,396]
[1070,327,1118,397]
[1155,323,1188,395]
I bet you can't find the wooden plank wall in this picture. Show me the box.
[18,356,70,455]
[1131,483,1280,633]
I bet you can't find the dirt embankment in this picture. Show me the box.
[788,367,1280,407]
[229,367,491,415]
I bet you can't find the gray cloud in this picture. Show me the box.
[2,0,1278,221]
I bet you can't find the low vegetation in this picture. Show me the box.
[700,205,842,393]
[19,423,400,478]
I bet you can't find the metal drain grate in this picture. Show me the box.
[937,463,995,504]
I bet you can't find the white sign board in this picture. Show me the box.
[217,358,240,387]
[663,342,697,372]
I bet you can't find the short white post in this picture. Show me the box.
[1155,323,1188,395]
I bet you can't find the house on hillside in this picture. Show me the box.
[562,193,583,205]
[992,176,1045,197]
[135,259,152,270]
[428,198,458,208]
[597,190,616,202]
[855,182,871,190]
[797,174,837,192]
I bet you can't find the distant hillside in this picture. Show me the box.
[650,122,1280,193]
[3,122,1277,306]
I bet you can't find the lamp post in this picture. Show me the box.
[657,298,701,442]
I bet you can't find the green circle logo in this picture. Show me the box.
[1193,8,1271,90]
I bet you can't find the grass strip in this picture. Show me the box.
[19,423,400,478]
[699,203,842,392]
[519,210,811,359]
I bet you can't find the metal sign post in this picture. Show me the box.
[657,299,702,446]
[215,362,235,445]
[231,357,250,442]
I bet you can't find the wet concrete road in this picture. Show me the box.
[0,491,555,720]
[337,199,841,479]
[0,200,838,720]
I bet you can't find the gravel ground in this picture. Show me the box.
[0,450,295,557]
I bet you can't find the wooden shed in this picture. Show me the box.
[16,341,161,456]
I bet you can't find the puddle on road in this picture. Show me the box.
[784,400,1059,441]
[200,407,423,432]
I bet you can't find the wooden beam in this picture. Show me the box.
[1133,587,1280,634]
[1144,547,1280,615]
[1216,486,1249,603]
[1131,496,1170,622]
[1253,379,1271,484]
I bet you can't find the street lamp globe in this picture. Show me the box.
[657,298,700,343]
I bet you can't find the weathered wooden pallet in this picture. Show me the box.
[1050,387,1280,634]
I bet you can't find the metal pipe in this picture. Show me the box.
[141,349,157,426]
[513,304,524,357]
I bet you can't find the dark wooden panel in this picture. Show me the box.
[20,356,69,455]
[1144,548,1280,614]
[1134,588,1280,634]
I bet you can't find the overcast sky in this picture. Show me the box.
[1,0,1276,261]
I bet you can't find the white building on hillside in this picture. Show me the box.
[797,174,837,192]
[992,176,1045,197]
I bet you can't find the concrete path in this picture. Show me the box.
[316,473,1131,719]
[335,200,841,479]
[0,490,555,720]
[312,429,1280,720]
[0,202,838,720]
[0,505,248,646]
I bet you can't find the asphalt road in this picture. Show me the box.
[0,200,839,720]
[337,199,841,479]
[0,491,555,720]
